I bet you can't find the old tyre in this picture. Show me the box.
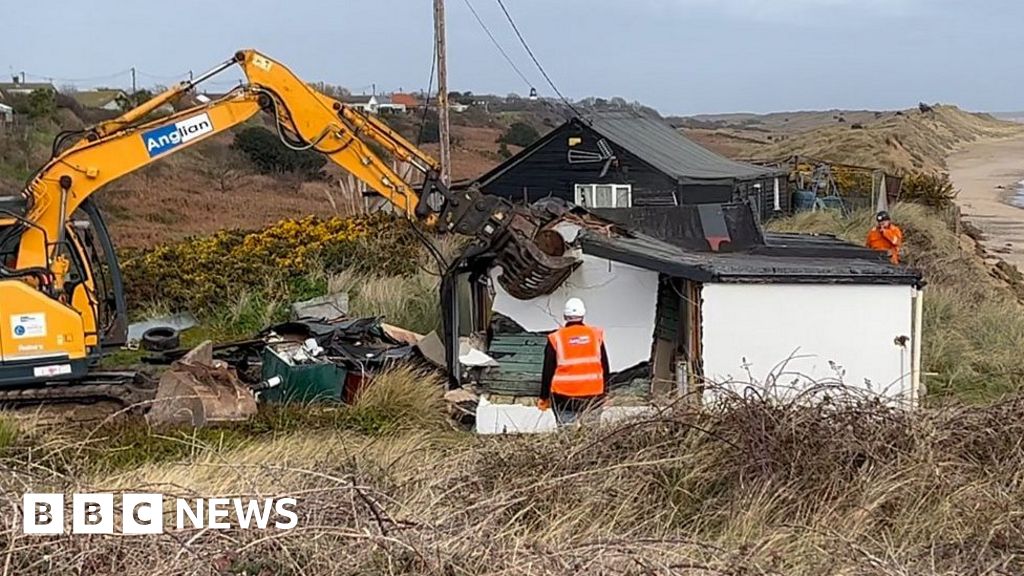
[141,327,180,352]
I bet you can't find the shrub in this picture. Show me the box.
[121,214,422,315]
[9,89,57,120]
[900,171,958,209]
[497,121,540,147]
[232,126,326,178]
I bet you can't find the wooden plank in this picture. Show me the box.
[493,358,543,367]
[488,343,547,353]
[490,335,548,344]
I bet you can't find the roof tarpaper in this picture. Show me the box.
[578,230,923,286]
[584,111,783,183]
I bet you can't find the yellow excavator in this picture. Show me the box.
[0,49,577,407]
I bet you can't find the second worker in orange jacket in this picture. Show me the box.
[866,210,904,264]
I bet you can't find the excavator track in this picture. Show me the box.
[0,371,159,414]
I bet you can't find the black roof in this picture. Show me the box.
[468,111,785,190]
[585,111,783,184]
[578,230,922,286]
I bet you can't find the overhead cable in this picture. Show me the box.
[493,0,585,119]
[460,0,534,90]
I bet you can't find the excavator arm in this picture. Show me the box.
[13,50,572,294]
[0,49,577,384]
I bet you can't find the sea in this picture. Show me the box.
[1012,180,1024,208]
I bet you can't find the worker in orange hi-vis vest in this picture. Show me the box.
[866,210,904,264]
[537,298,611,427]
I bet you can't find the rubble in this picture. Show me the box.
[290,292,350,321]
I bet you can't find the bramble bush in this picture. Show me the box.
[122,213,422,314]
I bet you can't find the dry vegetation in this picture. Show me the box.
[3,379,1024,574]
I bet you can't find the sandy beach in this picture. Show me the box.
[948,134,1024,270]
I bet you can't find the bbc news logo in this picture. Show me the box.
[22,493,298,534]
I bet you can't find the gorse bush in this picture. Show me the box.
[122,214,422,315]
[900,171,958,209]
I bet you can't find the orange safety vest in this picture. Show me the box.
[547,324,606,397]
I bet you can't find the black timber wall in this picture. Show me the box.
[478,123,679,207]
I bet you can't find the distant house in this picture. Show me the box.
[376,95,406,114]
[389,92,421,109]
[70,89,130,111]
[0,79,56,101]
[467,111,790,221]
[0,103,13,124]
[340,95,378,114]
[449,102,470,113]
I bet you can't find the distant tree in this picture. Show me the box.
[309,82,350,99]
[497,142,512,159]
[497,122,540,147]
[448,90,474,105]
[10,89,57,120]
[129,89,154,108]
[232,126,326,179]
[610,96,628,108]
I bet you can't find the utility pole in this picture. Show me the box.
[130,67,136,94]
[434,0,451,185]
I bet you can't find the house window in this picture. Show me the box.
[574,184,632,208]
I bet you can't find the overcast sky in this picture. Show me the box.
[3,0,1022,115]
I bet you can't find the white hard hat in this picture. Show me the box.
[564,297,586,319]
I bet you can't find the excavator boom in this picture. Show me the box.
[0,49,578,397]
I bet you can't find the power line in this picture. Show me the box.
[136,69,191,82]
[493,0,585,119]
[22,68,133,84]
[460,0,533,90]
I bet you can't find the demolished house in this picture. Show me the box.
[442,201,924,434]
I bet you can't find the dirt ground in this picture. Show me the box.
[948,134,1024,270]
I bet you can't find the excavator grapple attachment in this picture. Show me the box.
[437,186,581,301]
[494,212,579,300]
